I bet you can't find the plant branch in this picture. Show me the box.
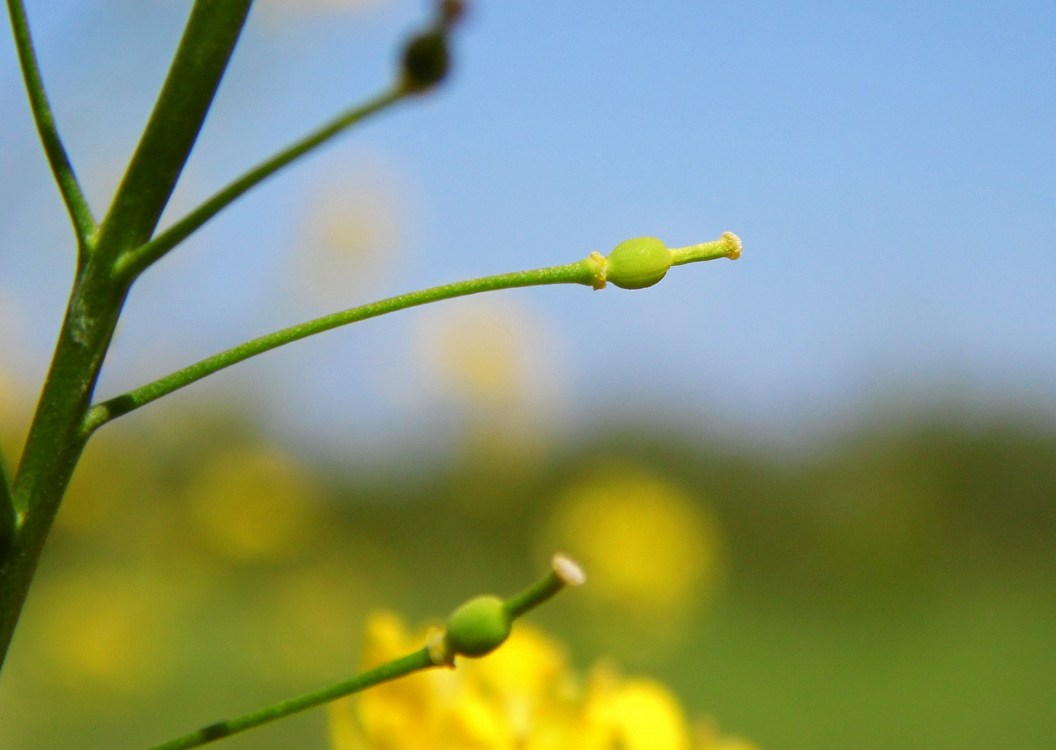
[86,233,740,434]
[147,647,436,750]
[93,0,254,264]
[114,86,408,281]
[147,554,583,750]
[5,0,96,251]
[0,0,252,673]
[86,256,606,433]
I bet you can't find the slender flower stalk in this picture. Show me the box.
[5,0,96,252]
[148,648,436,750]
[86,258,599,434]
[116,0,469,282]
[114,86,408,281]
[147,555,584,750]
[84,234,739,435]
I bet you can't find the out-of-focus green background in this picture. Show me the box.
[1,392,1053,748]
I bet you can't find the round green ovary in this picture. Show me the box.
[444,595,512,657]
[605,237,672,289]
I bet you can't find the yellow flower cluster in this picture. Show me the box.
[330,611,755,750]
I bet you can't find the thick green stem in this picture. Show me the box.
[0,265,127,671]
[148,647,435,750]
[93,0,254,265]
[86,256,605,433]
[115,86,408,281]
[5,0,96,252]
[0,454,12,559]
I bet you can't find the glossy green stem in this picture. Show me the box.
[148,647,436,750]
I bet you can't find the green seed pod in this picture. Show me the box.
[605,237,673,289]
[400,31,450,92]
[444,595,512,657]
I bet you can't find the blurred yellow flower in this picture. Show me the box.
[185,446,323,563]
[291,169,406,306]
[249,561,385,682]
[537,465,723,620]
[34,567,177,697]
[569,663,690,750]
[415,297,563,413]
[56,434,165,541]
[330,611,755,750]
[411,297,565,508]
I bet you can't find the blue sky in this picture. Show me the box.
[2,1,1054,457]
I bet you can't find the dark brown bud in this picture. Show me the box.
[400,30,450,93]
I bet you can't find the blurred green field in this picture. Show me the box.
[0,402,1053,748]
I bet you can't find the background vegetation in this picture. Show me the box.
[1,387,1052,748]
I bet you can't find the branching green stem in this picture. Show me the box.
[5,0,96,252]
[0,0,254,674]
[115,86,408,281]
[147,647,436,750]
[86,256,604,434]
